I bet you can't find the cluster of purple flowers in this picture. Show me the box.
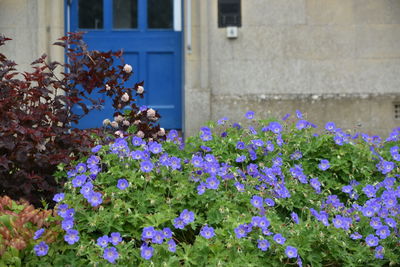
[173,209,195,229]
[140,226,176,260]
[96,232,122,263]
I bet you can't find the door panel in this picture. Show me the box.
[69,0,182,129]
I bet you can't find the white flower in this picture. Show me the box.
[147,108,156,118]
[121,92,129,102]
[122,120,130,126]
[115,131,123,137]
[114,115,124,122]
[111,121,119,128]
[134,120,141,125]
[123,64,132,73]
[137,85,144,94]
[105,84,111,91]
[158,128,165,136]
[103,119,111,126]
[137,131,145,138]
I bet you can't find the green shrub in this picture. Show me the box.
[25,112,400,266]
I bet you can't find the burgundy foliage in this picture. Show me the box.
[0,33,163,207]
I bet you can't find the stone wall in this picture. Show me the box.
[0,0,64,72]
[184,0,400,137]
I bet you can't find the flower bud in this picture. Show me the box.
[111,121,119,128]
[158,128,165,136]
[121,92,129,102]
[123,64,132,73]
[102,119,111,126]
[137,85,144,94]
[136,131,145,138]
[147,108,156,118]
[114,115,124,122]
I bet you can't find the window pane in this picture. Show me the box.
[148,0,173,29]
[78,0,103,29]
[113,0,138,29]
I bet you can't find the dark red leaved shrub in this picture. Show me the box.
[0,33,163,207]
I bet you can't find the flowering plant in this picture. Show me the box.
[26,111,400,266]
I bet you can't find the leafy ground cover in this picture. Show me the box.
[18,111,400,266]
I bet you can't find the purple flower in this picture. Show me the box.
[140,160,154,173]
[110,232,122,246]
[97,235,110,248]
[385,217,396,228]
[258,217,270,229]
[318,159,330,171]
[173,217,186,229]
[290,151,303,160]
[33,228,45,240]
[236,155,246,163]
[273,234,286,245]
[167,239,176,252]
[236,141,245,150]
[296,110,303,119]
[149,142,163,154]
[375,246,384,259]
[87,191,103,207]
[197,182,207,195]
[200,225,215,239]
[370,217,382,230]
[72,175,87,188]
[363,185,376,198]
[350,232,362,240]
[296,120,308,130]
[57,204,69,218]
[376,226,390,239]
[217,117,229,125]
[291,212,299,224]
[269,122,282,134]
[245,111,255,119]
[80,182,93,197]
[257,239,270,251]
[132,136,144,146]
[163,227,173,239]
[103,247,119,264]
[285,246,298,258]
[142,227,155,240]
[206,176,220,190]
[141,244,154,260]
[75,163,87,173]
[64,229,79,245]
[234,182,245,192]
[234,224,248,239]
[365,234,379,247]
[61,219,74,231]
[325,122,336,132]
[152,230,164,244]
[117,179,129,190]
[180,209,195,224]
[264,198,275,207]
[53,193,64,203]
[91,145,102,153]
[34,241,49,256]
[342,185,353,194]
[250,195,264,209]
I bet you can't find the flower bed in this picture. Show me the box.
[21,111,400,266]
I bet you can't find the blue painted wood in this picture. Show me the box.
[68,0,182,129]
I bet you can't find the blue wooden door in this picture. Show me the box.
[68,0,182,129]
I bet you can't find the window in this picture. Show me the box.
[113,0,138,29]
[218,0,241,28]
[78,0,103,29]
